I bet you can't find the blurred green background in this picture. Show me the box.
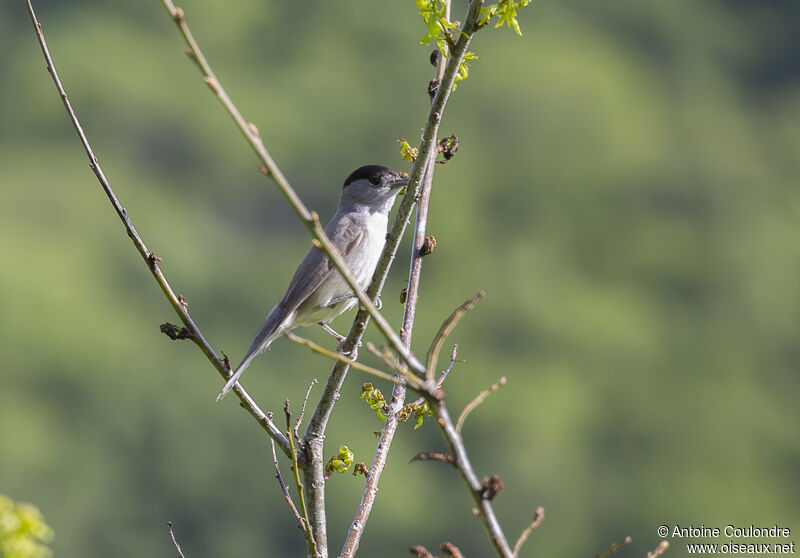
[2,0,799,556]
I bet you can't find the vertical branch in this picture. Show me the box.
[304,0,484,548]
[340,0,477,555]
[285,402,317,556]
[340,151,439,558]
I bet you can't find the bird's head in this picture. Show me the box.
[340,165,408,214]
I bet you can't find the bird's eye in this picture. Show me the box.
[369,176,381,186]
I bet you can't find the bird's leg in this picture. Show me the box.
[319,322,346,344]
[318,322,362,355]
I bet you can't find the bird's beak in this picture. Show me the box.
[392,175,409,194]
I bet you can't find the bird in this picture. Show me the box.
[217,165,408,401]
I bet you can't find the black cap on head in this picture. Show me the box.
[343,165,398,188]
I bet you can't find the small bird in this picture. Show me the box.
[217,165,408,401]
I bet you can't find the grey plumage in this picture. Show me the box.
[217,165,407,401]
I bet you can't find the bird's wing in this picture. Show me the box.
[216,217,364,402]
[278,216,364,316]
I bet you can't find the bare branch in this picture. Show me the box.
[294,379,318,443]
[410,344,459,408]
[440,344,460,386]
[513,506,545,557]
[24,0,290,458]
[410,452,456,466]
[456,376,508,434]
[430,401,515,557]
[270,436,306,535]
[166,522,187,558]
[596,536,633,558]
[426,291,486,382]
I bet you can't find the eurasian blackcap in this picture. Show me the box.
[217,165,408,401]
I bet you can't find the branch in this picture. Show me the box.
[512,506,545,557]
[166,522,187,558]
[294,379,318,444]
[285,333,419,388]
[285,401,317,555]
[427,291,486,383]
[269,437,306,536]
[430,401,515,557]
[409,344,459,409]
[410,452,456,466]
[456,376,507,434]
[24,0,291,458]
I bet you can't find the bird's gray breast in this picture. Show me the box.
[293,210,386,326]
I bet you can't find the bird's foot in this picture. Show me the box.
[336,338,363,356]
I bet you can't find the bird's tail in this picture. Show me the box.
[216,349,261,401]
[216,306,287,401]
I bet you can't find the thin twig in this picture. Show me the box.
[596,536,632,558]
[167,522,187,558]
[285,401,317,555]
[410,452,456,466]
[294,379,318,443]
[24,0,291,458]
[427,291,486,382]
[439,344,460,386]
[270,437,306,534]
[410,344,459,407]
[456,376,508,434]
[512,506,545,557]
[286,333,418,388]
[364,341,409,379]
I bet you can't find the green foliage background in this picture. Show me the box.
[2,0,799,556]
